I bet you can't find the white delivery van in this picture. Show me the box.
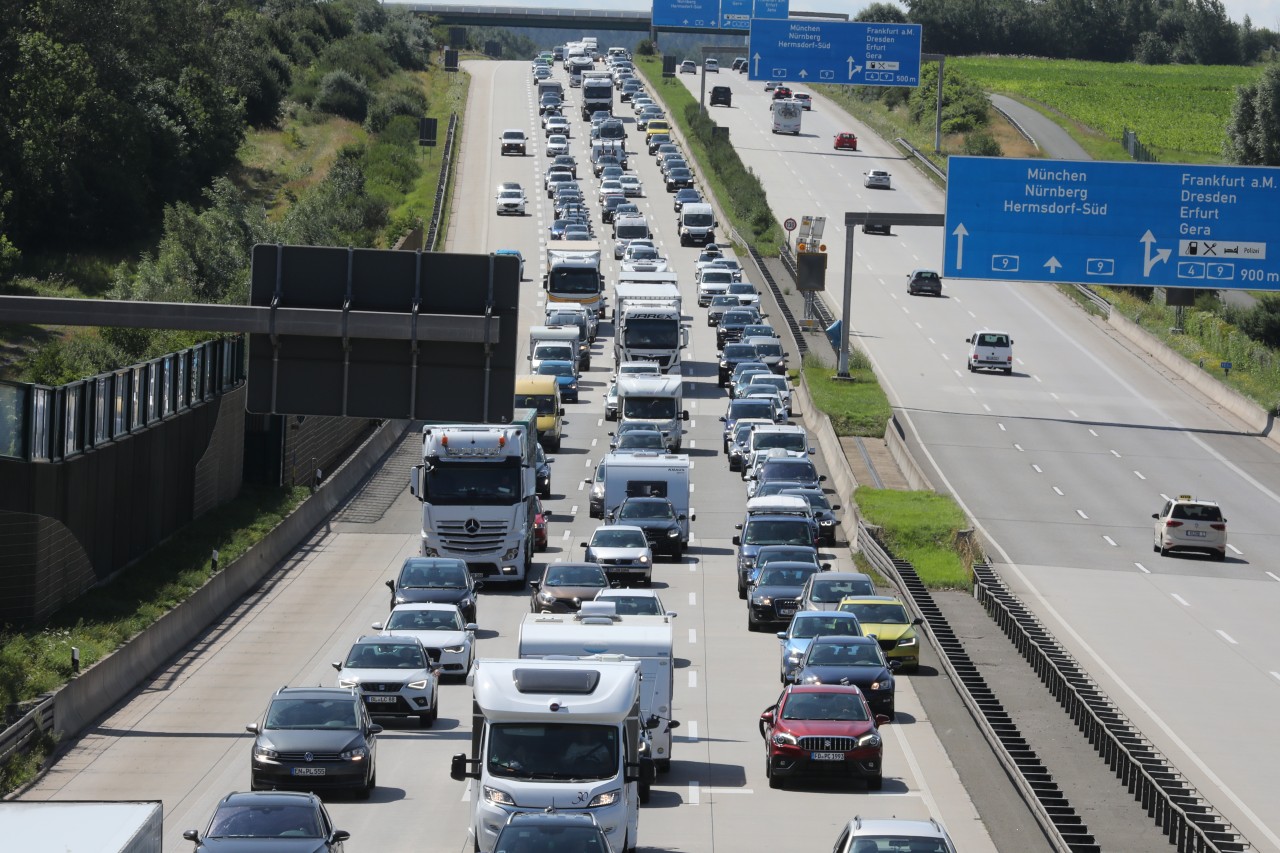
[678,203,716,247]
[528,325,582,373]
[966,330,1015,374]
[616,374,688,451]
[451,658,646,853]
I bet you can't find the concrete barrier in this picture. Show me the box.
[792,377,864,548]
[1107,311,1276,444]
[883,414,934,492]
[52,419,412,740]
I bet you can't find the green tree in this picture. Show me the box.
[855,3,909,23]
[315,69,372,121]
[1224,62,1280,165]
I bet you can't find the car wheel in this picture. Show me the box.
[419,710,434,728]
[747,612,758,632]
[540,484,551,499]
[738,579,747,600]
[1004,368,1013,375]
[1159,546,1169,557]
[356,775,374,800]
[767,756,783,789]
[867,774,883,791]
[672,545,683,561]
[1214,550,1226,561]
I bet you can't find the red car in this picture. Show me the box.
[834,132,858,151]
[533,496,549,552]
[759,684,888,790]
[772,86,792,100]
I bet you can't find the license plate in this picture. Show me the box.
[1186,530,1206,537]
[291,767,326,776]
[779,608,796,616]
[811,752,845,761]
[366,695,398,703]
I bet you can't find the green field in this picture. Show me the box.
[953,56,1262,161]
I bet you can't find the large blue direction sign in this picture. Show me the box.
[652,0,788,31]
[747,18,922,86]
[944,157,1280,290]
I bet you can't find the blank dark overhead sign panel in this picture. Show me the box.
[247,244,519,422]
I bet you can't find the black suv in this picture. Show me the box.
[607,496,689,559]
[247,687,380,798]
[717,308,763,349]
[718,341,765,386]
[710,85,732,107]
[746,560,821,631]
[386,557,480,622]
[183,791,350,850]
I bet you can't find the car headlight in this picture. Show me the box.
[443,644,465,654]
[537,592,556,604]
[253,744,279,760]
[719,360,728,368]
[856,732,882,749]
[483,785,515,806]
[771,732,797,746]
[753,595,773,605]
[407,678,431,690]
[785,653,802,664]
[422,547,439,557]
[340,746,369,761]
[870,679,892,691]
[502,548,520,561]
[897,635,917,647]
[587,788,622,807]
[337,678,359,688]
[802,675,821,684]
[820,519,835,527]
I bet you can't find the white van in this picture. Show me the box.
[966,330,1014,374]
[678,203,716,246]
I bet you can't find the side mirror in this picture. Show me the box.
[818,475,827,482]
[245,723,259,735]
[966,336,973,343]
[888,660,902,670]
[465,623,478,632]
[385,579,396,592]
[732,535,741,545]
[832,505,842,511]
[913,617,925,626]
[821,562,832,570]
[1151,513,1159,519]
[559,408,566,415]
[581,542,590,548]
[875,714,891,726]
[776,631,787,640]
[735,523,743,530]
[474,580,485,591]
[451,753,479,781]
[332,831,352,843]
[530,580,541,590]
[719,416,727,422]
[368,724,384,734]
[584,478,592,484]
[371,622,384,631]
[808,447,816,454]
[681,410,690,421]
[183,831,200,842]
[332,661,342,671]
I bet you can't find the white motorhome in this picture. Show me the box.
[596,452,693,543]
[528,325,582,373]
[519,602,678,774]
[545,240,604,317]
[451,658,646,853]
[616,375,688,451]
[771,98,803,135]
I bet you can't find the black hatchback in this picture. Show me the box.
[184,790,350,851]
[247,688,380,799]
[386,557,480,622]
[710,85,732,107]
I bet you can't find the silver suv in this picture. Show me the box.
[832,816,958,853]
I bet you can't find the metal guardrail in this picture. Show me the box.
[1069,283,1112,315]
[973,561,1249,853]
[744,243,807,357]
[425,112,459,251]
[895,137,948,182]
[989,99,1039,151]
[0,695,55,773]
[857,523,1095,853]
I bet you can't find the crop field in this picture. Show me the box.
[953,56,1263,160]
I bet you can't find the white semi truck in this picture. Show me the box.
[519,602,679,778]
[0,800,162,853]
[408,411,538,584]
[616,375,688,451]
[451,658,648,853]
[613,281,686,374]
[581,69,614,119]
[545,240,604,318]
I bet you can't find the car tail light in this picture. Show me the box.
[1210,523,1226,530]
[1164,520,1183,528]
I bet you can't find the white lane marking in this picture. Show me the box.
[688,782,700,805]
[1160,493,1171,502]
[690,483,696,493]
[1271,672,1280,683]
[1172,593,1190,607]
[1089,428,1099,437]
[562,530,570,540]
[1135,563,1151,573]
[940,352,950,361]
[1217,630,1238,645]
[578,480,585,491]
[1052,486,1064,496]
[967,310,976,318]
[1076,509,1089,519]
[690,420,696,429]
[1013,444,1024,452]
[1068,409,1080,418]
[689,561,697,572]
[688,629,697,644]
[1103,535,1117,546]
[1228,544,1243,555]
[953,369,963,380]
[998,423,1006,431]
[982,403,991,412]
[928,337,935,345]
[689,592,697,606]
[570,505,578,515]
[591,438,598,447]
[1033,375,1042,383]
[1032,464,1042,473]
[597,418,603,427]
[1110,449,1122,458]
[1135,470,1146,480]
[1266,571,1280,583]
[968,386,977,395]
[1050,392,1059,400]
[885,702,941,817]
[688,670,697,688]
[585,458,593,467]
[688,720,698,742]
[690,439,696,448]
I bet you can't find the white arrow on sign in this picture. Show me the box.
[847,56,862,79]
[798,69,808,78]
[753,52,760,76]
[1141,230,1171,277]
[1045,257,1061,274]
[952,223,969,269]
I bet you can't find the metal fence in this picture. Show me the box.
[0,336,245,462]
[425,112,460,251]
[1123,127,1159,163]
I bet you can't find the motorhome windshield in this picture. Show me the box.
[488,723,619,781]
[423,461,523,505]
[623,319,679,348]
[549,268,602,296]
[622,396,677,420]
[534,344,574,362]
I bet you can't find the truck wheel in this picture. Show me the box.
[638,780,651,804]
[657,758,671,773]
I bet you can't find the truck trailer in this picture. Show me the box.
[0,800,162,853]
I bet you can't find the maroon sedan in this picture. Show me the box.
[759,684,889,790]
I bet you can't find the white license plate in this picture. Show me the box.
[291,767,326,776]
[1185,530,1206,537]
[811,752,845,761]
[366,695,398,703]
[779,608,796,616]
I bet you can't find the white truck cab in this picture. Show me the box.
[616,374,689,451]
[966,330,1014,374]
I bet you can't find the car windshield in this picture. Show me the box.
[730,400,774,420]
[598,595,662,615]
[841,602,910,624]
[728,284,755,295]
[806,642,881,666]
[538,362,576,378]
[977,333,1009,347]
[723,344,758,360]
[344,642,426,670]
[620,501,675,520]
[488,723,618,782]
[622,396,678,420]
[207,803,323,838]
[753,343,783,358]
[751,376,788,393]
[545,566,607,587]
[515,394,557,415]
[399,560,468,588]
[617,432,664,449]
[757,547,817,566]
[265,698,357,730]
[757,565,818,586]
[791,615,860,639]
[616,224,649,239]
[593,529,648,548]
[386,609,463,631]
[763,460,817,481]
[628,247,658,259]
[785,490,830,510]
[743,520,813,546]
[811,578,873,602]
[497,824,610,853]
[755,433,805,453]
[781,692,869,722]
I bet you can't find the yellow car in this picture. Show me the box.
[645,119,671,138]
[836,596,923,671]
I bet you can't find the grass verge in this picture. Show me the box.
[802,353,892,437]
[390,67,470,248]
[0,729,58,794]
[854,487,975,591]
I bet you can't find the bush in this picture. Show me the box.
[963,129,1001,156]
[315,70,371,121]
[682,103,778,244]
[366,86,429,133]
[635,40,656,56]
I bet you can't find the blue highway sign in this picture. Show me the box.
[747,19,922,86]
[944,157,1280,290]
[652,0,788,31]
